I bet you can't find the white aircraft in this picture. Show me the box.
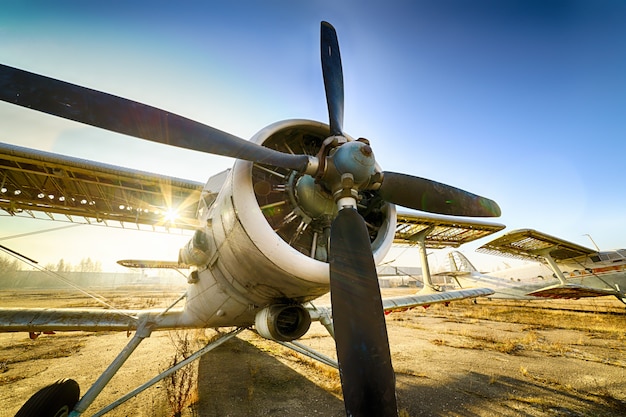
[446,229,626,305]
[0,22,503,417]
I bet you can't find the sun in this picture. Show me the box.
[163,208,180,223]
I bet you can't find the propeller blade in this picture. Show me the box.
[329,208,398,417]
[379,171,501,217]
[321,21,344,136]
[0,64,310,172]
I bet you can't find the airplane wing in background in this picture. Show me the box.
[477,229,620,300]
[393,211,505,248]
[382,211,501,306]
[0,142,204,231]
[477,228,596,262]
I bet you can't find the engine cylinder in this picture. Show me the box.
[255,304,312,342]
[179,229,211,266]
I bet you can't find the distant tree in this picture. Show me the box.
[56,258,71,273]
[78,258,91,272]
[77,257,102,273]
[0,255,21,272]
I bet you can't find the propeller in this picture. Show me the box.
[0,21,502,416]
[329,207,398,416]
[318,22,497,415]
[317,22,500,219]
[0,47,499,219]
[321,21,344,136]
[320,21,398,416]
[0,64,312,173]
[379,171,502,217]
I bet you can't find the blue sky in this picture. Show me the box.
[1,0,625,270]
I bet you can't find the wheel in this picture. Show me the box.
[15,379,80,417]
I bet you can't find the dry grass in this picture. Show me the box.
[415,302,626,369]
[455,301,626,337]
[0,288,186,310]
[516,366,626,413]
[0,334,87,385]
[398,409,411,417]
[519,366,567,388]
[388,297,626,416]
[164,330,200,417]
[3,289,625,416]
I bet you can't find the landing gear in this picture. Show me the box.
[15,378,79,417]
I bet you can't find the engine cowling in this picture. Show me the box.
[255,304,312,342]
[232,119,396,286]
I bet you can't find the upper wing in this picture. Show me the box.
[477,228,596,262]
[0,142,204,231]
[394,211,505,248]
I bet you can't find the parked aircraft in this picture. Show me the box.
[0,22,502,416]
[446,229,626,305]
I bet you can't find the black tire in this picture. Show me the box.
[14,378,80,417]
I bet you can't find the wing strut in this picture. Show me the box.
[411,226,439,293]
[538,249,568,286]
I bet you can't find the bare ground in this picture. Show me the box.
[1,289,625,417]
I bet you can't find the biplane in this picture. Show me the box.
[446,229,626,304]
[0,22,503,416]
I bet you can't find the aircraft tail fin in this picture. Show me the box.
[448,251,479,274]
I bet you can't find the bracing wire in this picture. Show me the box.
[0,244,139,321]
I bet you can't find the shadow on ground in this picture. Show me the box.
[196,336,624,417]
[396,371,625,417]
[196,337,345,417]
